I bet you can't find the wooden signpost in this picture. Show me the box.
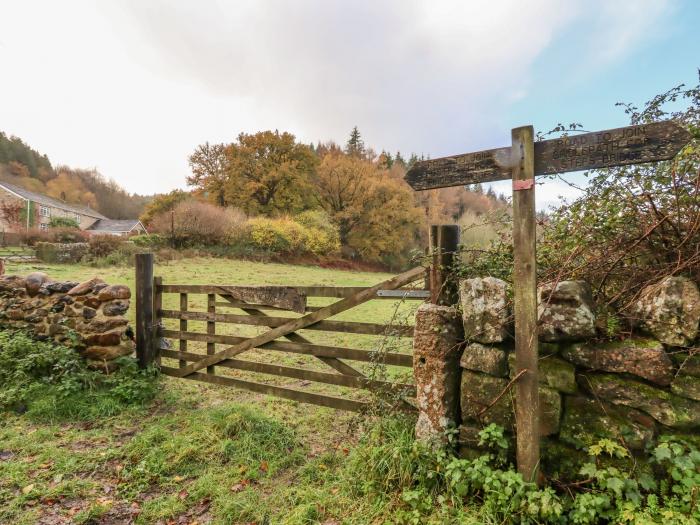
[405,119,692,482]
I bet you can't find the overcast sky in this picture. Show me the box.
[1,0,698,209]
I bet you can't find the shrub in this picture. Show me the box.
[87,234,125,258]
[0,330,158,421]
[150,199,243,247]
[48,217,80,229]
[294,210,341,255]
[49,226,89,243]
[247,217,299,253]
[131,233,167,249]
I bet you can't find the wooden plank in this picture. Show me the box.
[153,276,163,366]
[376,289,431,299]
[215,287,306,313]
[159,310,414,337]
[511,125,540,484]
[534,120,692,175]
[160,349,416,394]
[160,365,368,412]
[159,284,429,299]
[215,301,322,312]
[207,293,215,374]
[159,329,413,367]
[172,265,426,377]
[135,253,155,368]
[405,146,512,190]
[179,293,188,368]
[404,119,692,190]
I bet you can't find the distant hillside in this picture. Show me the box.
[0,132,151,220]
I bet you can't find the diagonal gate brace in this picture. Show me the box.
[171,265,427,378]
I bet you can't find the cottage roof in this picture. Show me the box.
[87,219,145,233]
[0,181,107,220]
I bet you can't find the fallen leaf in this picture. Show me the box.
[259,461,269,473]
[38,462,52,469]
[173,475,185,482]
[178,489,189,500]
[21,483,35,494]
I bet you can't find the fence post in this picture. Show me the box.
[135,253,156,368]
[429,224,460,305]
[511,125,540,483]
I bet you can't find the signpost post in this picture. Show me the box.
[405,119,691,482]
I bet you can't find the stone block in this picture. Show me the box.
[562,338,673,386]
[508,353,576,394]
[560,396,655,451]
[632,276,700,347]
[538,280,596,342]
[413,304,464,443]
[68,278,105,296]
[459,277,509,343]
[25,272,48,297]
[460,342,507,376]
[460,370,561,435]
[671,375,700,401]
[584,374,700,430]
[97,284,131,302]
[102,300,129,316]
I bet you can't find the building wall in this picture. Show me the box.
[0,187,101,232]
[34,202,100,231]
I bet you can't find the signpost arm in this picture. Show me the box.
[511,126,540,483]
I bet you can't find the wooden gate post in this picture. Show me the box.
[429,224,460,305]
[511,126,540,483]
[135,253,156,368]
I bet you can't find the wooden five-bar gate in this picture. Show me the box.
[134,231,459,410]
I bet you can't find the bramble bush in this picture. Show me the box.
[0,330,158,421]
[457,75,700,336]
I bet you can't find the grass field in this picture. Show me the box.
[0,257,430,524]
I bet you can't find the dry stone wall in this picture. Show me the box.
[461,275,700,471]
[0,272,134,371]
[415,274,700,476]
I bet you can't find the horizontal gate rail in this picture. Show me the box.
[159,310,413,337]
[214,301,323,312]
[160,349,416,394]
[158,283,429,299]
[159,329,413,367]
[160,366,368,412]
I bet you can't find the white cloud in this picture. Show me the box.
[0,0,675,196]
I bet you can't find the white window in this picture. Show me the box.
[39,223,49,231]
[40,205,50,217]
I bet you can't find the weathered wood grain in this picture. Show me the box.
[158,329,413,367]
[159,309,414,336]
[171,265,426,377]
[160,365,369,412]
[158,283,429,299]
[160,349,416,394]
[135,254,155,368]
[511,126,540,484]
[405,120,692,190]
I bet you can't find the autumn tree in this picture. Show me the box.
[140,189,191,226]
[314,154,422,262]
[187,143,229,206]
[0,200,26,230]
[190,131,317,215]
[46,170,98,208]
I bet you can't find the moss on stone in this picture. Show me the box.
[508,353,576,393]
